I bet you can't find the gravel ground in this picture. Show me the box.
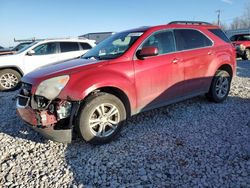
[0,61,250,187]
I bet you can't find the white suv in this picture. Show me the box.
[0,38,96,91]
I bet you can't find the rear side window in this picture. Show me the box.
[80,42,92,50]
[60,42,80,53]
[209,29,231,43]
[174,29,212,51]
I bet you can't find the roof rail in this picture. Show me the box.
[168,21,212,25]
[14,37,43,43]
[14,36,89,43]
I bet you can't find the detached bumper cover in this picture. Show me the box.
[28,124,72,143]
[17,102,72,144]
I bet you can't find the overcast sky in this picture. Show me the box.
[0,0,249,47]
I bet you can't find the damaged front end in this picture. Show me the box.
[16,83,79,143]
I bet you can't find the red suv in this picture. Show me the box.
[17,21,236,144]
[230,33,250,60]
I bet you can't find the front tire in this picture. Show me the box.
[0,69,21,91]
[77,92,126,144]
[206,70,231,103]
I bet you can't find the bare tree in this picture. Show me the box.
[230,2,250,29]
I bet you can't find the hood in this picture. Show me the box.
[22,58,105,84]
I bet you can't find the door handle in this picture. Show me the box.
[208,51,214,55]
[172,58,182,64]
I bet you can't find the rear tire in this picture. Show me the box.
[206,70,231,103]
[77,92,126,145]
[0,69,21,91]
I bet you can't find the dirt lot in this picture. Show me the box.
[0,61,249,187]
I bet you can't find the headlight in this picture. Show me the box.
[240,44,246,51]
[35,75,69,100]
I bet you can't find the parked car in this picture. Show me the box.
[0,38,95,91]
[0,45,4,49]
[17,21,236,144]
[230,33,250,60]
[0,42,33,56]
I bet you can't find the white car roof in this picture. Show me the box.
[37,38,96,45]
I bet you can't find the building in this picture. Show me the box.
[79,32,114,44]
[225,28,250,38]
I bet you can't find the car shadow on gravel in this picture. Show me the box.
[64,95,250,186]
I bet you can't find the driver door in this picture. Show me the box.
[134,30,185,111]
[23,42,59,74]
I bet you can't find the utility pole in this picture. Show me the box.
[216,10,221,26]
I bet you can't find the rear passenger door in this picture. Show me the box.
[173,29,214,95]
[58,42,82,61]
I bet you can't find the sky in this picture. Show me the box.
[0,0,249,47]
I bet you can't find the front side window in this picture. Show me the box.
[60,42,80,53]
[33,43,57,55]
[82,31,144,60]
[141,30,176,55]
[175,29,212,51]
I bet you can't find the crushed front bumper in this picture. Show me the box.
[16,94,74,143]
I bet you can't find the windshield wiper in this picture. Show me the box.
[82,55,101,60]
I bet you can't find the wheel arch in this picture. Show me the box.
[85,86,132,117]
[216,64,233,78]
[0,66,24,77]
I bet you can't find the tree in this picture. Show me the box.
[230,2,250,29]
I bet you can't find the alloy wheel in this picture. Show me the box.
[0,73,19,89]
[215,76,229,98]
[89,103,120,138]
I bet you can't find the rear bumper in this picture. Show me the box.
[16,98,73,143]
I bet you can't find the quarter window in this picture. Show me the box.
[174,29,212,51]
[60,42,80,53]
[142,30,176,55]
[80,43,92,50]
[33,43,57,55]
[209,29,231,43]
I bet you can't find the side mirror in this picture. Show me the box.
[27,50,35,56]
[136,47,158,60]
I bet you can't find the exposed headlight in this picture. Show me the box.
[35,75,69,100]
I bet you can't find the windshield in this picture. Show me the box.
[231,34,250,41]
[13,43,31,51]
[82,31,144,60]
[15,42,38,54]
